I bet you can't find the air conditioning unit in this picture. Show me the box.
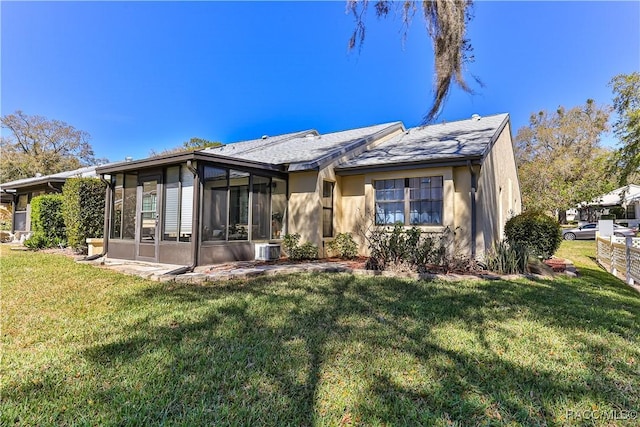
[255,243,281,261]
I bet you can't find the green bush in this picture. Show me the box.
[0,205,11,231]
[62,178,106,253]
[282,233,318,260]
[365,224,456,272]
[327,232,358,259]
[504,211,562,260]
[24,231,49,249]
[30,194,66,247]
[484,240,529,274]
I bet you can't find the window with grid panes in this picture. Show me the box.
[322,181,334,237]
[374,177,443,225]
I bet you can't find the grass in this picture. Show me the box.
[1,242,639,426]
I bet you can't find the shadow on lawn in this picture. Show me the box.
[71,272,640,425]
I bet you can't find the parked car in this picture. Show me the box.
[562,223,636,240]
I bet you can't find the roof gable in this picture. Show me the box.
[336,114,509,171]
[201,122,404,171]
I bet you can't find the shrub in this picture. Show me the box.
[327,232,358,259]
[0,205,11,231]
[0,230,13,243]
[30,194,66,247]
[24,232,49,249]
[365,224,462,273]
[484,240,529,274]
[62,178,106,253]
[504,210,562,260]
[282,233,318,260]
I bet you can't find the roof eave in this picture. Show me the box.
[0,177,67,191]
[96,151,285,175]
[335,156,483,176]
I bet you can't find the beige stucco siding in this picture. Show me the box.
[287,171,321,251]
[452,166,473,256]
[336,174,366,252]
[286,120,521,260]
[335,167,460,256]
[476,122,522,256]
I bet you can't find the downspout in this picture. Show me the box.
[467,160,477,260]
[165,160,200,275]
[85,176,111,261]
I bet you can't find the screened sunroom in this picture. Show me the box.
[98,152,287,266]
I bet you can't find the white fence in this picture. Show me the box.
[596,236,640,285]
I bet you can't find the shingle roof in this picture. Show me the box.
[336,113,510,170]
[200,122,403,171]
[202,130,317,158]
[0,165,101,190]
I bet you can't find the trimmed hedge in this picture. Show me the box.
[504,210,562,260]
[29,194,66,247]
[62,178,107,253]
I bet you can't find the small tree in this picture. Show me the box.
[504,211,562,260]
[62,178,106,253]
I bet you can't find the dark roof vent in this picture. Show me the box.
[261,135,268,140]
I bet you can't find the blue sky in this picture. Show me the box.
[2,1,639,162]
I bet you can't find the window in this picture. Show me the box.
[626,204,636,220]
[163,166,194,242]
[322,181,334,237]
[374,179,404,225]
[14,194,28,231]
[111,173,137,239]
[409,177,443,225]
[375,177,443,226]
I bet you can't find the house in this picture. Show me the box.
[578,184,640,228]
[0,166,100,238]
[95,113,521,266]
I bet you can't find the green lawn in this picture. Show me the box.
[1,242,639,426]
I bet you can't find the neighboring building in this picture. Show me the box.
[93,113,521,266]
[0,166,99,237]
[579,184,640,228]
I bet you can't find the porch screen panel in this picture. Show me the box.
[163,167,180,240]
[122,174,137,239]
[252,176,270,240]
[229,170,249,241]
[111,174,124,239]
[180,166,194,241]
[271,178,286,239]
[202,167,228,241]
